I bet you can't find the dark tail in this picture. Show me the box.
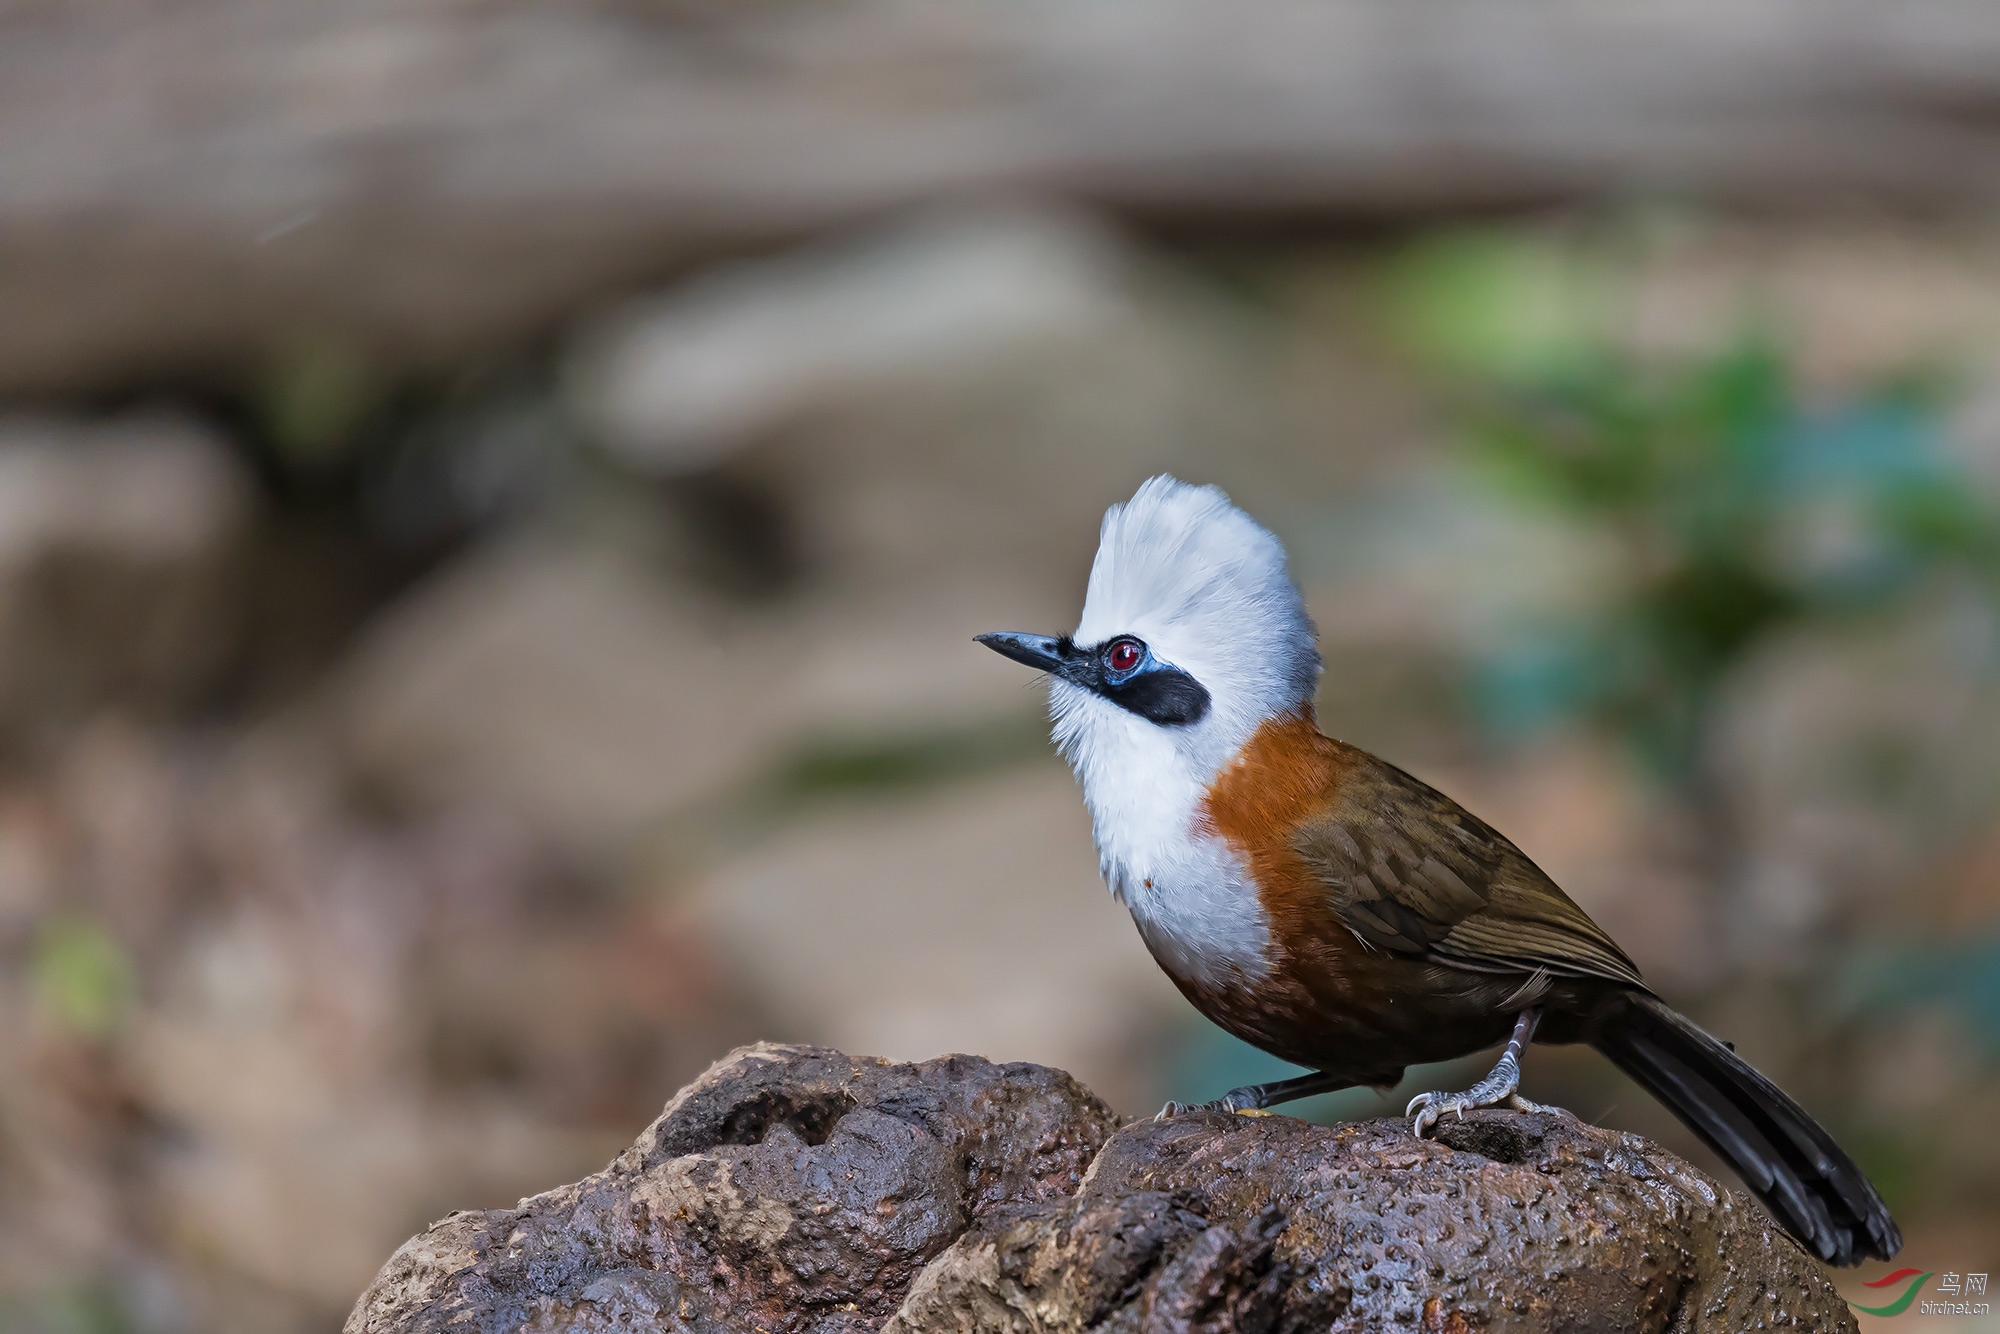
[1592,991,1900,1266]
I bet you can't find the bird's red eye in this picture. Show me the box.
[1107,639,1143,673]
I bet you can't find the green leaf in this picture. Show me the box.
[1382,231,1608,382]
[29,919,135,1041]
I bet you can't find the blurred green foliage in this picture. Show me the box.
[1375,226,2000,1090]
[29,918,135,1042]
[1471,344,1994,782]
[255,332,385,472]
[0,1283,128,1334]
[771,720,1047,805]
[1388,229,2000,787]
[1384,230,1611,384]
[647,716,1052,873]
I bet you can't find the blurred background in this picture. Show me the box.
[4,0,2000,1329]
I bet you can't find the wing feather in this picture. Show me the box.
[1291,750,1644,989]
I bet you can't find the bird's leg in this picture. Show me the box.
[1156,1069,1353,1121]
[1406,1008,1572,1137]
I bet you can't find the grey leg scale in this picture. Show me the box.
[1155,1068,1353,1120]
[1405,1008,1574,1136]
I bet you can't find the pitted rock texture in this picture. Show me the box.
[889,1110,1855,1333]
[347,1045,1857,1334]
[344,1045,1121,1334]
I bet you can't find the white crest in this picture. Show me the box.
[1054,474,1319,782]
[1045,477,1319,987]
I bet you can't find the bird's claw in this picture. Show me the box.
[1501,1094,1576,1119]
[1406,1089,1576,1137]
[1404,1089,1468,1137]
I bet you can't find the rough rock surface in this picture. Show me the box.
[347,1044,1857,1334]
[345,1045,1122,1334]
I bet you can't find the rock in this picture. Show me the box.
[327,203,1263,856]
[347,1044,1857,1334]
[344,1045,1122,1334]
[331,535,798,851]
[893,1112,1855,1333]
[568,209,1139,475]
[686,768,1187,1112]
[325,521,1098,854]
[0,413,250,735]
[16,0,2000,396]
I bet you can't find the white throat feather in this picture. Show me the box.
[1047,475,1320,987]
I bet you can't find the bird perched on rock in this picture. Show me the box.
[978,475,1900,1267]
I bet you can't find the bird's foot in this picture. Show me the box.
[1155,1085,1286,1120]
[1407,1085,1498,1136]
[1407,1083,1576,1136]
[1407,1008,1560,1137]
[1500,1094,1575,1119]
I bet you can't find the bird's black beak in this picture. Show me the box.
[977,629,1211,725]
[976,631,1070,674]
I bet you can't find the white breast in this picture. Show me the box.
[1058,690,1273,990]
[1115,834,1273,993]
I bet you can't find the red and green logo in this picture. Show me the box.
[1848,1268,1933,1317]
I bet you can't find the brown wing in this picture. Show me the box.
[1290,748,1644,989]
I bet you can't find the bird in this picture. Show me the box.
[977,474,1900,1268]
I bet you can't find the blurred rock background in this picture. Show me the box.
[4,1,2000,1330]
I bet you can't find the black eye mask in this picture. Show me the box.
[1093,662,1211,726]
[975,631,1210,727]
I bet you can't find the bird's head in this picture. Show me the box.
[979,475,1320,794]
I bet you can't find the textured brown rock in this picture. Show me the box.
[890,1111,1856,1333]
[347,1044,1857,1334]
[344,1045,1122,1334]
